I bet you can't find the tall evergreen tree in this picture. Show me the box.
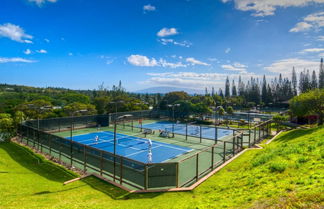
[231,80,237,96]
[205,87,208,96]
[219,88,224,98]
[211,87,215,96]
[319,58,324,89]
[261,75,268,104]
[292,67,297,96]
[225,77,230,97]
[311,70,317,89]
[238,75,245,96]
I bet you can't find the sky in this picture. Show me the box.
[0,0,324,92]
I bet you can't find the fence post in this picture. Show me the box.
[131,120,133,131]
[196,153,199,181]
[176,163,179,188]
[70,140,73,166]
[185,123,188,141]
[241,133,243,149]
[258,126,261,141]
[200,126,202,143]
[120,157,123,185]
[223,142,226,162]
[172,124,175,138]
[49,135,52,155]
[254,127,256,143]
[248,129,251,147]
[211,146,214,169]
[144,165,148,190]
[232,136,235,155]
[83,145,87,172]
[100,151,103,176]
[215,127,218,144]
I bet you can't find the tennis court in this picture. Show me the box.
[68,131,192,164]
[141,121,234,140]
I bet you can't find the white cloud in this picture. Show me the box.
[222,0,324,17]
[159,38,192,47]
[318,36,324,41]
[221,63,247,73]
[143,4,156,12]
[127,55,158,67]
[159,59,187,68]
[225,48,231,53]
[264,58,320,76]
[0,57,36,63]
[68,52,73,56]
[28,0,58,7]
[24,49,32,55]
[37,49,47,54]
[143,71,259,89]
[44,38,50,43]
[290,12,324,32]
[157,28,178,37]
[186,57,210,66]
[301,48,324,53]
[0,23,33,43]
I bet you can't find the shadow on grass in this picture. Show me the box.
[33,185,86,196]
[80,176,162,200]
[275,127,321,143]
[0,142,76,183]
[0,142,162,200]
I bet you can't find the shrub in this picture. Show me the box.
[269,162,287,173]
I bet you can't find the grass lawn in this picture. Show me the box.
[0,126,323,209]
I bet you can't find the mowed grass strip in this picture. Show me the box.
[0,126,323,209]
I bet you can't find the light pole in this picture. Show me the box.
[168,104,180,121]
[109,100,123,123]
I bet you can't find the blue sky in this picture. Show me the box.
[0,0,323,91]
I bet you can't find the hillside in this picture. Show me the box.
[0,127,323,209]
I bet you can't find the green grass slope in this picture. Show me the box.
[0,127,323,209]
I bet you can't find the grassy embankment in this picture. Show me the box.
[0,126,323,208]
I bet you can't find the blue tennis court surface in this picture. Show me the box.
[141,121,234,140]
[69,131,192,163]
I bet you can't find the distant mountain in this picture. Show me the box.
[134,86,204,94]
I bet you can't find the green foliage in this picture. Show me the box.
[268,162,287,173]
[226,106,234,114]
[290,88,324,124]
[63,102,97,116]
[16,99,53,119]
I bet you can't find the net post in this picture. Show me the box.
[223,142,226,162]
[199,126,202,143]
[196,153,199,182]
[120,157,123,185]
[144,165,148,190]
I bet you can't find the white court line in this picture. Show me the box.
[125,145,162,157]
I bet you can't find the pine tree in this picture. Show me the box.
[292,67,297,95]
[219,88,224,98]
[238,75,245,96]
[205,87,208,96]
[211,87,215,96]
[225,77,230,97]
[311,70,317,89]
[319,58,324,89]
[232,80,237,96]
[261,75,267,104]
